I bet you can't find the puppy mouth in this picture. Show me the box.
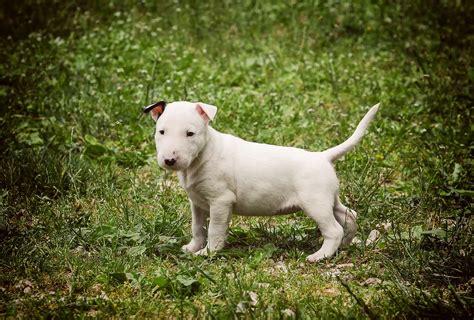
[158,159,188,171]
[162,164,182,171]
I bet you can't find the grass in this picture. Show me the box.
[1,0,472,318]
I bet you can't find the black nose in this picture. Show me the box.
[165,158,176,166]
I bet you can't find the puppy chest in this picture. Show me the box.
[178,171,234,208]
[181,180,228,209]
[185,188,210,209]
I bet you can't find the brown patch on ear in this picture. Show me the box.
[150,106,164,122]
[143,101,166,121]
[195,104,210,123]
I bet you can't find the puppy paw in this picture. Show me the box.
[194,240,224,256]
[195,247,211,256]
[181,244,197,253]
[306,251,330,263]
[181,240,204,253]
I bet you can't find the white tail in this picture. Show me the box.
[323,103,380,162]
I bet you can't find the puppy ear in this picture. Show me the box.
[143,101,166,122]
[195,103,217,123]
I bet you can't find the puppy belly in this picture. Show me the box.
[233,198,301,216]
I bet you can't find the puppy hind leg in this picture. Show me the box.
[302,198,344,262]
[334,198,358,247]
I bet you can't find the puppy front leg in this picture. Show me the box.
[195,202,232,255]
[182,202,207,253]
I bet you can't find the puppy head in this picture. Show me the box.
[144,101,217,171]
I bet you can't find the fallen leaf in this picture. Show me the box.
[366,229,380,245]
[282,308,295,317]
[236,302,246,313]
[249,291,258,306]
[361,278,382,286]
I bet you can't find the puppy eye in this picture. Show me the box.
[186,131,195,137]
[159,130,165,135]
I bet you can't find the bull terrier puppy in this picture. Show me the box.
[144,101,379,262]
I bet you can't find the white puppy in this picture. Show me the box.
[144,101,379,261]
